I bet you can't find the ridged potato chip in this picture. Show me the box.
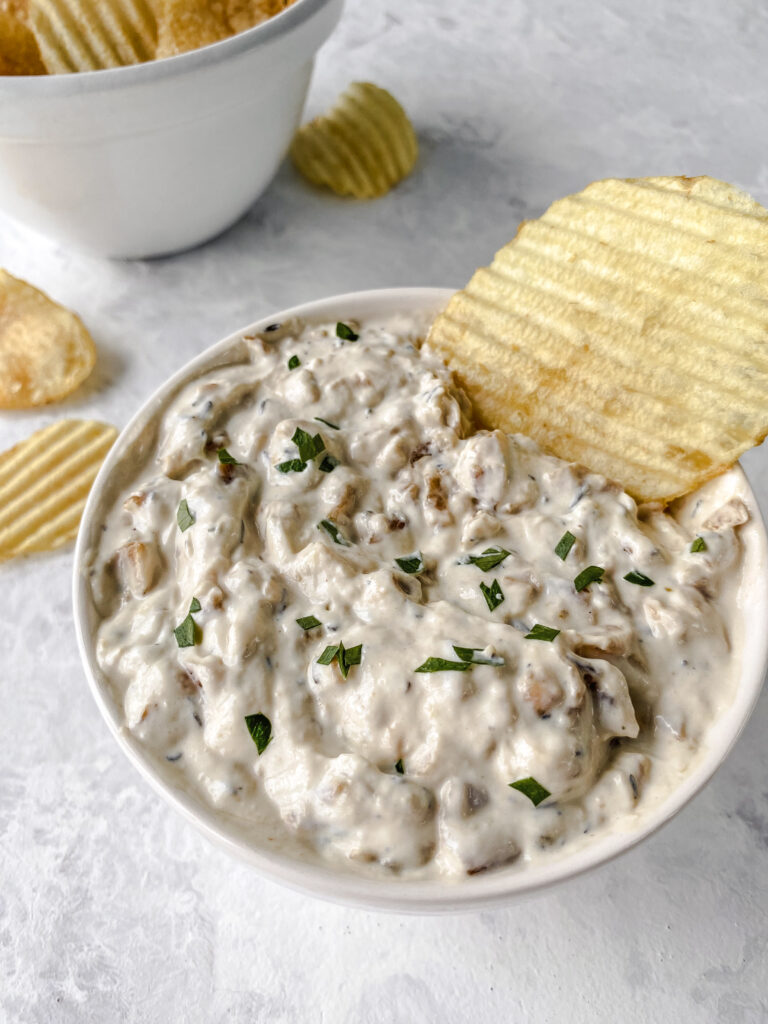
[427,176,768,504]
[0,0,46,74]
[0,419,117,561]
[155,0,294,58]
[225,0,292,34]
[0,269,96,409]
[29,0,156,73]
[291,82,418,199]
[154,0,227,58]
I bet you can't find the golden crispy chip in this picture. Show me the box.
[225,0,291,35]
[0,269,96,409]
[154,0,295,59]
[290,82,418,200]
[0,4,46,74]
[427,176,768,504]
[29,0,156,73]
[154,0,228,58]
[0,419,117,561]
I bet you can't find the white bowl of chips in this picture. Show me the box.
[0,0,343,258]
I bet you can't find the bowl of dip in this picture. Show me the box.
[73,287,768,913]
[0,0,343,258]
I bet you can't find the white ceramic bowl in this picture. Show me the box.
[0,0,343,258]
[73,287,768,913]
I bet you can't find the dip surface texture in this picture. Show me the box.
[90,314,747,880]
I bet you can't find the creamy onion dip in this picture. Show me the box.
[89,313,749,880]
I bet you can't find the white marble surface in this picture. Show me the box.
[2,0,768,1020]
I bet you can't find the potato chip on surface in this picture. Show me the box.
[0,269,96,409]
[29,0,156,73]
[427,176,768,504]
[0,3,46,74]
[0,419,117,561]
[290,82,418,199]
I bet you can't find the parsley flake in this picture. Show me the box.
[465,547,511,572]
[336,322,359,341]
[217,447,240,465]
[244,713,272,755]
[173,597,201,647]
[318,454,340,473]
[691,536,707,553]
[480,578,504,611]
[287,354,300,370]
[573,565,605,592]
[395,759,405,775]
[296,615,322,630]
[395,552,424,575]
[339,643,362,679]
[415,657,471,673]
[524,624,560,642]
[314,417,340,430]
[555,531,576,560]
[509,777,550,806]
[316,641,362,678]
[177,499,195,533]
[317,519,351,546]
[453,645,504,666]
[277,458,307,474]
[624,571,655,587]
[317,644,340,665]
[292,427,325,463]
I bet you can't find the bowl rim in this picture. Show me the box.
[73,285,768,914]
[5,0,339,92]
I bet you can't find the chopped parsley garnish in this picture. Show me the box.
[395,552,424,575]
[554,530,576,560]
[287,354,300,370]
[452,645,504,666]
[314,417,340,430]
[177,498,195,533]
[573,565,605,592]
[336,321,359,341]
[292,427,325,463]
[317,641,362,678]
[624,571,655,587]
[395,759,405,775]
[317,519,351,546]
[318,454,340,473]
[524,623,560,642]
[509,777,550,806]
[277,458,307,474]
[296,615,322,630]
[277,428,330,473]
[415,657,471,673]
[217,447,240,465]
[244,713,272,755]
[466,546,511,572]
[691,536,707,553]
[317,644,339,665]
[173,597,201,648]
[173,617,196,647]
[480,578,504,611]
[340,643,362,679]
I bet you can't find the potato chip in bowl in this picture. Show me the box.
[0,0,344,256]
